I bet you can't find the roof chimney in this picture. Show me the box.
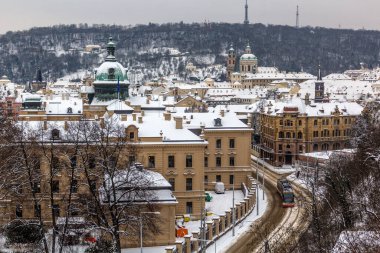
[132,113,137,121]
[220,110,225,117]
[164,112,171,121]
[138,116,143,123]
[174,116,183,129]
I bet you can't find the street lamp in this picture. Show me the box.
[261,158,270,201]
[140,211,161,253]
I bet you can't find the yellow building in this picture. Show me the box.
[257,97,363,166]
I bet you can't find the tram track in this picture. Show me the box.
[225,158,312,253]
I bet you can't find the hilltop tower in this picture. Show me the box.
[296,5,300,28]
[227,44,236,81]
[244,0,249,25]
[314,65,325,103]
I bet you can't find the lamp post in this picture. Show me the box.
[140,211,160,253]
[256,158,260,215]
[261,158,270,201]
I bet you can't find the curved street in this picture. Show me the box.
[225,158,311,253]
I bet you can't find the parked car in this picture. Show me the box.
[214,182,225,194]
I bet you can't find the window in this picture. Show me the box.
[229,156,235,166]
[16,205,22,218]
[186,202,193,214]
[279,144,283,151]
[129,156,135,165]
[52,180,59,193]
[70,156,77,168]
[279,120,283,125]
[168,155,175,168]
[85,181,95,194]
[279,132,284,138]
[129,132,135,140]
[52,204,60,218]
[204,157,208,167]
[314,120,318,126]
[186,155,193,168]
[186,178,192,191]
[51,129,60,140]
[168,178,175,191]
[216,157,222,167]
[229,139,235,149]
[71,180,78,193]
[52,156,60,171]
[298,120,302,126]
[297,132,303,139]
[204,175,208,184]
[313,144,318,152]
[322,143,329,151]
[285,120,293,126]
[286,132,291,139]
[148,156,155,168]
[32,182,41,193]
[108,68,115,80]
[299,145,303,152]
[313,131,319,138]
[88,155,96,169]
[230,175,234,185]
[216,139,222,149]
[34,204,41,218]
[216,175,221,182]
[67,107,73,114]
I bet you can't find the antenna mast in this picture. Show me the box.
[296,5,300,28]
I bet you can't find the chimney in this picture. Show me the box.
[138,116,143,123]
[132,113,137,121]
[141,110,145,116]
[125,100,131,106]
[164,112,171,121]
[174,116,183,129]
[220,110,225,117]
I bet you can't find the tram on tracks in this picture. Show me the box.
[277,178,295,207]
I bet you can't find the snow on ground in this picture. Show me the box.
[121,245,174,253]
[183,190,245,235]
[207,187,268,253]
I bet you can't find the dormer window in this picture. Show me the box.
[108,68,115,80]
[214,118,222,127]
[51,129,60,140]
[67,107,73,114]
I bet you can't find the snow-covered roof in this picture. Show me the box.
[46,97,83,115]
[259,97,363,117]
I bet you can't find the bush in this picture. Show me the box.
[85,239,113,253]
[4,220,43,245]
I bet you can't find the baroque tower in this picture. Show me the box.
[227,44,236,81]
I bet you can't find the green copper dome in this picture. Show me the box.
[95,61,127,81]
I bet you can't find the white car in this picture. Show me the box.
[214,182,225,194]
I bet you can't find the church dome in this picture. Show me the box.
[240,53,257,60]
[95,61,127,81]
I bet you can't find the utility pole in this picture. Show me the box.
[296,5,300,28]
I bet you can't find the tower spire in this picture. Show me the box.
[244,0,249,25]
[296,5,300,28]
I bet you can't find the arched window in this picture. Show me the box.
[67,107,73,114]
[279,132,284,138]
[51,129,60,140]
[286,132,291,138]
[297,132,303,139]
[322,143,329,151]
[314,120,318,126]
[108,68,115,80]
[313,144,318,151]
[333,143,341,150]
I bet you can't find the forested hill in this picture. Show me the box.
[0,23,379,83]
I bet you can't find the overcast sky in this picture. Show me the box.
[0,0,379,34]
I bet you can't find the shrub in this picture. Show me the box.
[85,239,113,253]
[4,220,43,245]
